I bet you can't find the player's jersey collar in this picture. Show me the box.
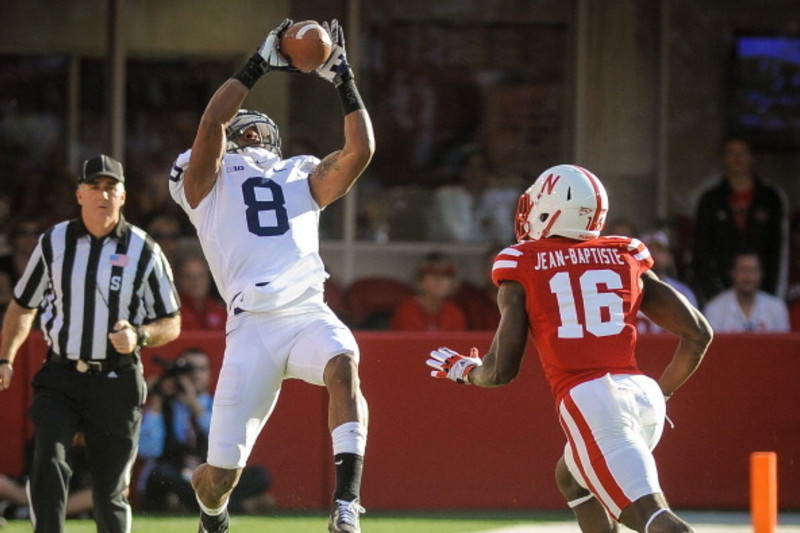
[238,146,281,169]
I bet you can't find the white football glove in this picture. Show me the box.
[314,19,353,87]
[427,347,482,384]
[256,18,298,72]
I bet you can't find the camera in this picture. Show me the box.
[155,356,195,378]
[151,356,195,396]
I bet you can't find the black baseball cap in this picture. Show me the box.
[81,155,125,184]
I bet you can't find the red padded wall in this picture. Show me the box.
[1,331,799,511]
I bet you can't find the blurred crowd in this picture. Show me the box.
[1,136,799,334]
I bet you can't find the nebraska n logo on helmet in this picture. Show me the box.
[226,109,282,157]
[515,164,608,242]
[539,173,561,197]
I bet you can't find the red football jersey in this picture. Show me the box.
[492,236,654,403]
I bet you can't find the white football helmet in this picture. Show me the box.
[226,109,281,157]
[514,164,608,241]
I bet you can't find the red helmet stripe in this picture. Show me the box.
[573,165,604,230]
[541,209,562,238]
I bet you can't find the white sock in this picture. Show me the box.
[196,495,228,517]
[331,421,367,456]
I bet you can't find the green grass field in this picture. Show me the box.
[0,511,570,532]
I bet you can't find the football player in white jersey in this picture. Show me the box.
[168,18,374,533]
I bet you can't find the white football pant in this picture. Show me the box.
[207,293,359,469]
[559,373,666,519]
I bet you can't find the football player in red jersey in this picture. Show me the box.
[427,164,712,533]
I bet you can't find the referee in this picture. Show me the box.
[0,154,181,533]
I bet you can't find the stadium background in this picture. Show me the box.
[1,0,800,284]
[1,0,800,515]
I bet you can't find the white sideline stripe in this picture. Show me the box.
[479,526,796,533]
[477,512,800,533]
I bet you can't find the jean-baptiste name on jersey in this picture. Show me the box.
[534,247,625,270]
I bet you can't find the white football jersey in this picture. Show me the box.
[170,148,328,312]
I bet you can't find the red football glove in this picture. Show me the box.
[426,347,482,384]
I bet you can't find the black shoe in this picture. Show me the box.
[198,509,229,533]
[328,498,364,533]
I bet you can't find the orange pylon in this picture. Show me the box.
[751,451,777,533]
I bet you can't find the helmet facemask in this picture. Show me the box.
[226,110,282,157]
[515,192,534,241]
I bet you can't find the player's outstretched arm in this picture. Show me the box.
[469,281,528,387]
[185,19,294,208]
[185,80,248,208]
[639,270,713,399]
[310,19,375,208]
[427,281,528,388]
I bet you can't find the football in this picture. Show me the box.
[280,20,332,73]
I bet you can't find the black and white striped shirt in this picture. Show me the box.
[14,216,180,361]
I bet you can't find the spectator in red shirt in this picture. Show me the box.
[176,253,227,331]
[391,252,467,331]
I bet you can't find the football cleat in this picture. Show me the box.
[328,498,365,533]
[197,509,229,533]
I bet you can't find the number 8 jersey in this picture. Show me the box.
[170,148,328,313]
[492,236,654,403]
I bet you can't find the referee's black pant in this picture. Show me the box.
[28,359,146,533]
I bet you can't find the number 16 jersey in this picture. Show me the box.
[170,148,328,313]
[492,236,654,403]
